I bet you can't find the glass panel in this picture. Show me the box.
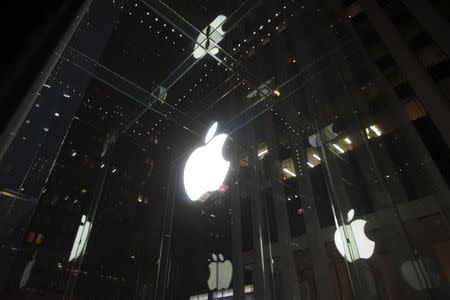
[1,0,450,299]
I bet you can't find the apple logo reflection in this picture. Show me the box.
[207,253,233,291]
[193,15,226,59]
[334,209,375,262]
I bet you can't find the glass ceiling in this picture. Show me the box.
[62,0,357,149]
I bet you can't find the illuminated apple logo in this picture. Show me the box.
[183,122,230,201]
[334,209,375,262]
[193,15,226,59]
[207,253,233,291]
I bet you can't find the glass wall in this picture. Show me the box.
[0,0,449,299]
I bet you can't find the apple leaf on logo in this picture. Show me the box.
[347,209,355,222]
[205,122,218,143]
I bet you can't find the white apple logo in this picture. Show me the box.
[207,253,233,291]
[334,209,375,262]
[183,122,230,201]
[193,15,226,59]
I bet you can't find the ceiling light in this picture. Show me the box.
[258,149,268,157]
[283,168,296,177]
[370,125,382,136]
[333,144,345,154]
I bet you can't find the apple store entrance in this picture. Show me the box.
[1,0,450,299]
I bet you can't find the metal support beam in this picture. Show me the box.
[263,114,301,300]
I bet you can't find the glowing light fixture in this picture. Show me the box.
[313,154,321,161]
[333,144,345,154]
[257,149,268,157]
[344,137,352,144]
[69,215,92,261]
[282,168,296,177]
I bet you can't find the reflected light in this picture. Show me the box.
[193,15,226,59]
[257,149,268,157]
[370,125,382,136]
[283,168,296,177]
[401,258,435,290]
[191,285,253,300]
[344,137,352,144]
[313,154,321,161]
[69,215,92,262]
[333,144,345,154]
